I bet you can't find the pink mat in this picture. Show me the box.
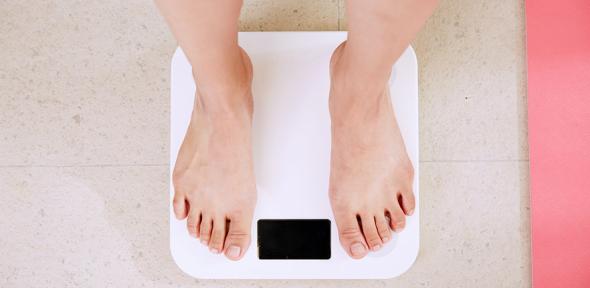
[527,0,590,287]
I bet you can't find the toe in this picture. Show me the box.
[172,193,188,220]
[399,187,416,216]
[360,214,383,251]
[388,201,406,232]
[208,217,226,254]
[223,216,252,261]
[199,215,213,246]
[335,213,368,259]
[375,213,392,243]
[186,209,201,238]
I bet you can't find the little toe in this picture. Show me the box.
[399,188,416,216]
[335,214,368,259]
[361,215,383,251]
[388,201,406,232]
[223,217,252,261]
[375,213,392,243]
[208,217,226,254]
[199,216,213,246]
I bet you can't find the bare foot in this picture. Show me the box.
[172,48,257,261]
[328,42,416,259]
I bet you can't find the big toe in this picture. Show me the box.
[172,193,188,220]
[223,217,252,261]
[335,213,369,259]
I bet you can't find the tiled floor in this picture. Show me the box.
[0,0,529,287]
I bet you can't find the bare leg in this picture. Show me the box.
[156,0,256,261]
[329,0,437,259]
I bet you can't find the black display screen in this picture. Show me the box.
[257,219,331,260]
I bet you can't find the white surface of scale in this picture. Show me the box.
[169,32,419,279]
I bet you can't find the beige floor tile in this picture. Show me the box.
[338,0,528,162]
[0,166,186,287]
[240,0,339,31]
[0,161,530,287]
[398,161,531,287]
[415,0,528,161]
[1,1,175,166]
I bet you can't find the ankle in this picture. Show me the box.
[331,45,389,100]
[194,63,251,99]
[194,87,253,123]
[330,95,388,131]
[329,74,389,127]
[192,47,253,119]
[190,46,252,105]
[330,41,391,92]
[329,41,395,125]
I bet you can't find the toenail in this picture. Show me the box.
[201,239,208,245]
[372,244,381,251]
[210,248,220,254]
[350,243,366,256]
[382,236,390,243]
[394,223,405,232]
[408,209,414,216]
[227,245,241,258]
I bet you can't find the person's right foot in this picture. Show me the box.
[172,48,257,261]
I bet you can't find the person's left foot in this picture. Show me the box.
[328,42,416,259]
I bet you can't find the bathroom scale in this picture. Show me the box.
[169,32,419,279]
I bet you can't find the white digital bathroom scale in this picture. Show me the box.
[169,32,419,279]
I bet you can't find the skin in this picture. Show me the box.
[156,0,255,261]
[155,0,437,260]
[329,0,438,259]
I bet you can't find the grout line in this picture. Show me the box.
[421,159,529,163]
[0,159,528,169]
[0,164,168,168]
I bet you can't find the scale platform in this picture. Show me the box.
[169,32,419,279]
